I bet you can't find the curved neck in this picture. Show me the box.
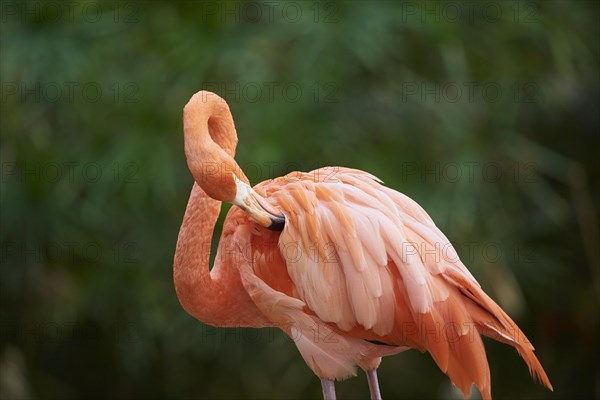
[174,91,266,327]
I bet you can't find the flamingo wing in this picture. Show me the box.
[228,220,407,380]
[240,167,550,398]
[264,167,468,334]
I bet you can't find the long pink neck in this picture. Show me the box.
[173,185,221,324]
[173,91,267,327]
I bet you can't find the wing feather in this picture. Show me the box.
[271,168,446,327]
[244,167,550,396]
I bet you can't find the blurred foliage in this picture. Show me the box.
[1,1,599,399]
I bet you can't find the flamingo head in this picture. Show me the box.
[232,175,285,231]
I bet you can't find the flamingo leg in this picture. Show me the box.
[320,378,336,400]
[366,369,382,400]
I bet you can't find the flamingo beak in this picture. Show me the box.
[232,177,285,231]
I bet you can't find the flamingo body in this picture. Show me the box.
[174,91,552,399]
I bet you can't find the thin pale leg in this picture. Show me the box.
[320,378,336,400]
[366,369,382,400]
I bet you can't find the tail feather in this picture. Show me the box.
[429,269,554,397]
[411,290,492,400]
[452,276,554,391]
[436,290,492,400]
[461,285,554,392]
[448,331,491,400]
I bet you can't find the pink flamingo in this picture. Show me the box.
[174,91,553,400]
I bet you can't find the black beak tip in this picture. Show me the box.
[267,215,285,231]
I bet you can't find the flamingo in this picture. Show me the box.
[173,91,553,400]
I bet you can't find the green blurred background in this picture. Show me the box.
[1,1,598,399]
